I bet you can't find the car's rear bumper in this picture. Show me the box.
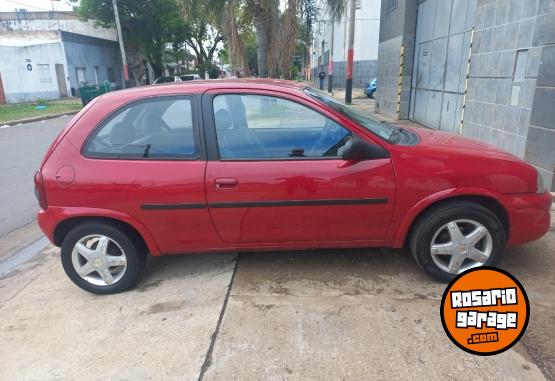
[37,208,58,245]
[504,191,552,246]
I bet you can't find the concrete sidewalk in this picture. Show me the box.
[1,230,553,380]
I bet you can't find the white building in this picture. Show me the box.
[311,0,381,89]
[0,10,121,104]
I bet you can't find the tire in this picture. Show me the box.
[410,201,506,283]
[61,222,146,294]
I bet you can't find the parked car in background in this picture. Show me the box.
[364,78,377,99]
[153,76,182,84]
[35,80,552,294]
[180,74,201,81]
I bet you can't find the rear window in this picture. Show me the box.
[84,96,198,159]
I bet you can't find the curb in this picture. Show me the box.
[1,110,80,126]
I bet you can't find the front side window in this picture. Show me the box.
[213,94,353,159]
[84,97,198,159]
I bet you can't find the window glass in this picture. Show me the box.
[304,87,396,141]
[85,97,197,159]
[213,94,352,159]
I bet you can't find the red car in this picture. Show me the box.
[35,80,552,294]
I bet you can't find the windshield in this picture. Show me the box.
[304,87,395,141]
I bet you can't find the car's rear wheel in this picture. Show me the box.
[61,223,146,294]
[410,201,506,282]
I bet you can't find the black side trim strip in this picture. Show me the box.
[142,198,388,210]
[141,203,207,210]
[208,198,388,208]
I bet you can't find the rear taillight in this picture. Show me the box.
[34,170,48,210]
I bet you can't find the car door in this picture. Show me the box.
[78,95,218,254]
[203,89,396,246]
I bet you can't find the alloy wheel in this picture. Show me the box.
[71,234,128,286]
[430,219,493,274]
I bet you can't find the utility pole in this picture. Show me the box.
[321,38,325,69]
[327,19,334,93]
[345,0,356,104]
[112,0,128,88]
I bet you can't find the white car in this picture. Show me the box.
[153,76,182,84]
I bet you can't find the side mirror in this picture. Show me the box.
[341,138,389,161]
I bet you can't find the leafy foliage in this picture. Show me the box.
[177,0,226,76]
[75,0,190,78]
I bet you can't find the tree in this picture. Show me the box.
[221,0,343,79]
[253,0,271,77]
[75,0,190,78]
[177,0,227,77]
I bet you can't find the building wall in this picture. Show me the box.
[464,0,554,189]
[376,0,555,190]
[60,31,122,94]
[409,0,476,133]
[375,0,416,118]
[524,1,555,190]
[0,33,67,103]
[0,11,117,41]
[311,0,381,88]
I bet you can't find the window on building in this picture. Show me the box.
[513,50,528,83]
[75,67,86,85]
[107,67,116,83]
[38,64,52,83]
[94,66,100,84]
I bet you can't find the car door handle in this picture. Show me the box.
[215,178,238,189]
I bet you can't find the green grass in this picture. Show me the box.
[0,99,82,124]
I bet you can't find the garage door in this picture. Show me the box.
[409,0,476,132]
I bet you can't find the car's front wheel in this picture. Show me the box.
[61,222,146,294]
[410,201,506,282]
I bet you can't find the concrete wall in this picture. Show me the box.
[524,0,555,190]
[311,0,381,88]
[61,31,121,94]
[409,0,476,133]
[0,11,117,41]
[312,60,378,89]
[375,0,416,118]
[0,36,67,103]
[0,29,121,103]
[376,0,555,190]
[464,0,554,189]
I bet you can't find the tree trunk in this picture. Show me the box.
[254,0,268,78]
[150,56,163,79]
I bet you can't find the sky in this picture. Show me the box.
[0,0,75,12]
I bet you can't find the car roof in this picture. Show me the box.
[98,79,309,103]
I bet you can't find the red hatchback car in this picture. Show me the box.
[35,80,552,294]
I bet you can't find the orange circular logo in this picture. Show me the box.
[440,267,529,355]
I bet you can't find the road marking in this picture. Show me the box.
[0,236,49,277]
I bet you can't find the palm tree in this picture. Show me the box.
[224,0,345,79]
[254,0,271,77]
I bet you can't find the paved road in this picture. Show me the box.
[0,116,70,237]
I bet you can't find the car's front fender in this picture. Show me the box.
[389,187,509,248]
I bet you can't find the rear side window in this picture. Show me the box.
[84,97,198,159]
